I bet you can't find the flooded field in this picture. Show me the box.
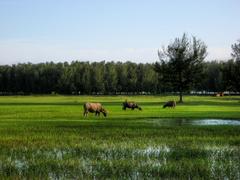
[1,118,240,179]
[190,119,240,125]
[0,95,240,178]
[1,145,239,179]
[147,118,240,126]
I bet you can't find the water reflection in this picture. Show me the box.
[190,119,240,125]
[147,118,240,126]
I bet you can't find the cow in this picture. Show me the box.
[163,101,176,108]
[214,92,224,97]
[122,100,142,110]
[83,102,107,117]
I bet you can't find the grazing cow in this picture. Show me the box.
[163,101,176,108]
[83,102,107,117]
[214,92,224,97]
[122,100,142,110]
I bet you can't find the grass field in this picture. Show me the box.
[0,95,240,179]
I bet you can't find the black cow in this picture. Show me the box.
[122,100,142,110]
[163,101,176,108]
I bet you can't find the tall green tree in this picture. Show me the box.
[115,62,128,93]
[142,64,158,93]
[201,61,224,93]
[90,62,105,94]
[155,33,207,102]
[232,40,240,91]
[225,39,240,92]
[231,40,240,62]
[125,62,137,93]
[58,62,76,94]
[104,62,117,94]
[222,60,236,91]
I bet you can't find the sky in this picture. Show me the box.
[0,0,239,65]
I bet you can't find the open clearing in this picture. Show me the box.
[0,95,240,179]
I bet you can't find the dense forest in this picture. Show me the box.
[0,60,239,95]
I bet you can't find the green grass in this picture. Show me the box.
[0,95,240,179]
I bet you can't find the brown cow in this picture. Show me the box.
[214,92,224,97]
[122,100,142,110]
[163,101,176,108]
[83,102,107,117]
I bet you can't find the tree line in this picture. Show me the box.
[0,35,239,96]
[0,61,158,95]
[0,60,238,95]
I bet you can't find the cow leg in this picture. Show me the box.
[84,111,88,117]
[95,111,99,116]
[95,111,100,116]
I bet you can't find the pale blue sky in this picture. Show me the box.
[0,0,239,64]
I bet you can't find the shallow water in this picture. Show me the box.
[190,119,240,125]
[1,146,239,179]
[147,118,240,126]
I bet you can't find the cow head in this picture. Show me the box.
[102,108,108,117]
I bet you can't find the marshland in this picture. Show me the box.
[0,95,240,179]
